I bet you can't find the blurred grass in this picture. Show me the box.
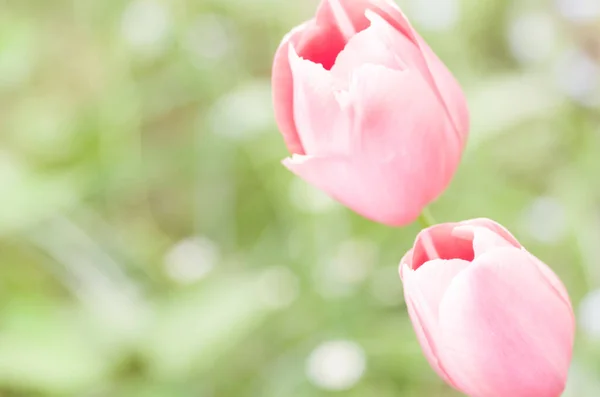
[0,0,600,396]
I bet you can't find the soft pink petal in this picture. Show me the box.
[461,218,522,248]
[315,0,398,38]
[288,46,350,156]
[347,64,457,184]
[315,0,367,37]
[398,249,414,280]
[410,220,521,270]
[272,22,311,155]
[314,0,428,72]
[282,154,354,208]
[529,255,573,311]
[410,223,474,271]
[452,225,517,258]
[367,0,470,149]
[365,0,419,37]
[403,259,470,385]
[416,36,470,141]
[282,154,411,225]
[329,10,415,87]
[272,16,349,155]
[295,20,347,69]
[318,1,432,86]
[438,247,575,397]
[283,153,424,225]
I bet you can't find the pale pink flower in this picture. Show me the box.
[400,218,575,397]
[272,0,469,225]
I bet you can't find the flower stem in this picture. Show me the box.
[417,207,437,229]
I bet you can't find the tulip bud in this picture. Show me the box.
[399,219,575,397]
[272,0,469,225]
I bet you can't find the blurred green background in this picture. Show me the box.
[1,0,600,396]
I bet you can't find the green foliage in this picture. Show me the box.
[0,0,598,396]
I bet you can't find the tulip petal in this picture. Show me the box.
[282,154,386,222]
[410,220,522,271]
[372,0,469,145]
[318,0,361,39]
[411,223,474,270]
[272,17,349,155]
[315,0,389,38]
[295,21,347,70]
[316,0,417,40]
[288,45,350,157]
[272,22,311,155]
[438,247,574,397]
[347,64,455,179]
[454,219,569,305]
[282,152,421,225]
[398,249,414,280]
[416,37,470,139]
[403,259,470,385]
[530,254,573,310]
[463,218,522,248]
[329,10,418,86]
[452,225,516,258]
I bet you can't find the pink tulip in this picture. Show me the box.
[400,219,575,397]
[272,0,469,225]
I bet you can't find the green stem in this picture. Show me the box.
[417,207,437,229]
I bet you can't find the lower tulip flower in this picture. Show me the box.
[399,219,575,397]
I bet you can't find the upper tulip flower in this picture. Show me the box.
[400,219,575,397]
[272,0,469,225]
